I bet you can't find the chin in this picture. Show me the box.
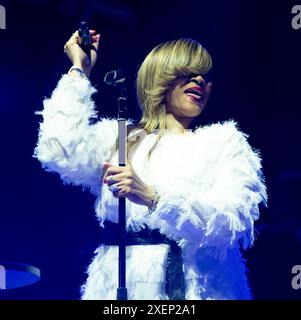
[185,107,203,117]
[186,101,203,113]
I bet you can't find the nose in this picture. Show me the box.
[191,75,205,86]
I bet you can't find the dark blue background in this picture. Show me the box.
[0,0,300,299]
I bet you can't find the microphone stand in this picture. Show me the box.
[104,69,128,300]
[116,85,128,300]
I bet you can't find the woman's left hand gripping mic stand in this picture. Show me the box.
[104,68,128,300]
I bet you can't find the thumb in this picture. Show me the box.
[92,34,101,51]
[102,161,112,183]
[103,161,112,168]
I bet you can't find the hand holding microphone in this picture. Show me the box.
[64,22,101,78]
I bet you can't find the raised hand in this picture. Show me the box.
[64,30,100,77]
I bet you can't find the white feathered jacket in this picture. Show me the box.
[34,74,267,300]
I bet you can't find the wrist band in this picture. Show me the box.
[68,66,88,79]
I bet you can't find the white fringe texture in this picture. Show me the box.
[34,75,267,300]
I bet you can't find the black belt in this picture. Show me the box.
[99,222,186,300]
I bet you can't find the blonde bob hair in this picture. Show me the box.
[136,37,213,134]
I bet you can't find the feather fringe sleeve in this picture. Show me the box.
[33,74,119,195]
[148,121,267,256]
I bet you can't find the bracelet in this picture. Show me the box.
[68,66,88,79]
[148,186,160,215]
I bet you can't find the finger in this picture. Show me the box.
[92,42,99,52]
[106,166,124,176]
[111,185,130,198]
[102,162,113,182]
[91,34,100,42]
[65,31,80,50]
[111,188,120,198]
[70,30,79,42]
[104,173,115,185]
[102,164,124,182]
[91,34,101,51]
[106,175,132,188]
[104,175,116,185]
[109,184,130,198]
[104,170,129,184]
[103,161,111,167]
[109,183,120,193]
[117,186,130,197]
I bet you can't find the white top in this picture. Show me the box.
[34,74,267,300]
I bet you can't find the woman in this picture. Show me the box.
[34,30,267,300]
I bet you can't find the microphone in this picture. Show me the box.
[78,21,92,47]
[104,68,126,87]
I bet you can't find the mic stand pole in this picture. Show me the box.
[116,85,128,300]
